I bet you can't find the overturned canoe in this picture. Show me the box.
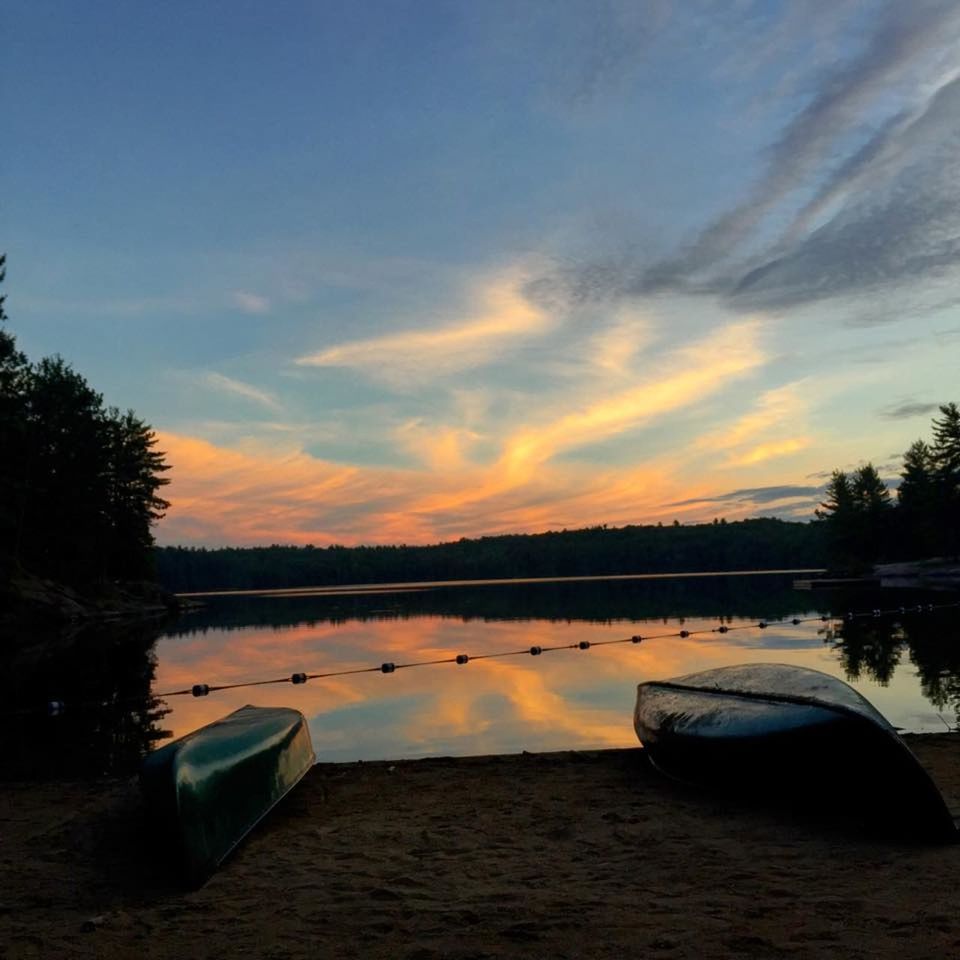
[635,663,958,842]
[141,704,315,883]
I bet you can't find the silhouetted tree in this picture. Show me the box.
[897,440,937,557]
[154,518,829,592]
[850,463,892,562]
[816,470,858,567]
[0,260,170,589]
[816,405,959,565]
[102,407,170,578]
[931,402,960,555]
[20,356,111,581]
[815,465,892,567]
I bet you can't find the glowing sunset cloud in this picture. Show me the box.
[727,437,811,467]
[406,319,766,519]
[295,272,551,386]
[12,6,956,548]
[499,320,765,478]
[586,309,656,377]
[691,383,812,468]
[158,316,777,545]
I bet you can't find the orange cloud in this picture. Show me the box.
[155,316,785,546]
[727,436,811,466]
[295,271,551,385]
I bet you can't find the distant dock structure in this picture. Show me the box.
[796,561,960,591]
[793,576,881,590]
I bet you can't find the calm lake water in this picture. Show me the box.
[150,571,960,763]
[6,571,958,778]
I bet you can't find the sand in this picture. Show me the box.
[2,735,959,960]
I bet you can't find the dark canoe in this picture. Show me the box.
[634,663,958,842]
[141,704,315,883]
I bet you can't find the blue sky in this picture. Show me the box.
[4,1,959,545]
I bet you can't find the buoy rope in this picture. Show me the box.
[18,598,958,718]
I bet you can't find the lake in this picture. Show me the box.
[150,571,960,763]
[6,570,958,778]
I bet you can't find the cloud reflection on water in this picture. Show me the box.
[152,579,957,759]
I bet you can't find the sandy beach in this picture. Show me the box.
[3,735,959,960]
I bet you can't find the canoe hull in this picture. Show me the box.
[635,664,957,842]
[141,705,315,883]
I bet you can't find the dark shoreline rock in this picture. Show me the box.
[875,558,960,591]
[1,571,179,633]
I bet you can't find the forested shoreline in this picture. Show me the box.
[817,403,960,569]
[155,517,828,592]
[3,249,957,609]
[157,403,960,594]
[0,257,173,624]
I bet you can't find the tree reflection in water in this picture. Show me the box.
[829,604,960,729]
[0,620,172,779]
[4,576,957,777]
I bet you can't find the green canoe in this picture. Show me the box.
[141,704,315,884]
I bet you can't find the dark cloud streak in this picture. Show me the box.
[731,74,960,310]
[880,401,943,420]
[669,484,824,508]
[529,2,960,317]
[641,1,960,293]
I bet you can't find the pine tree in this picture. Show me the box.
[816,470,852,521]
[1,258,172,588]
[816,470,858,567]
[21,356,111,582]
[931,403,960,477]
[931,402,960,555]
[103,408,170,579]
[851,463,891,513]
[850,463,892,562]
[815,466,891,567]
[898,440,937,557]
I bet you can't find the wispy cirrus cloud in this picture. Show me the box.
[526,2,960,317]
[732,74,960,310]
[585,308,655,377]
[156,317,772,546]
[695,382,812,468]
[204,372,283,412]
[651,2,960,293]
[499,320,766,479]
[398,319,767,521]
[295,272,551,387]
[232,290,271,314]
[394,420,483,472]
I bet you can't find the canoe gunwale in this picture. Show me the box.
[640,679,892,727]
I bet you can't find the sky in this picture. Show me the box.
[4,0,960,547]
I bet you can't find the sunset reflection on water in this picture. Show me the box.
[149,574,960,760]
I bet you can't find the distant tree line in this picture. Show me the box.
[155,517,827,592]
[0,256,170,586]
[163,571,813,634]
[816,403,960,568]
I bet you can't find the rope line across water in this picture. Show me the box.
[155,600,960,699]
[22,599,960,718]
